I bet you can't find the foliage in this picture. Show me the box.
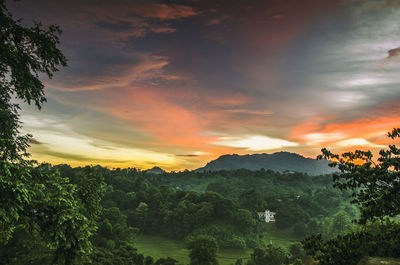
[330,210,352,236]
[238,189,266,212]
[246,245,289,265]
[0,0,66,161]
[288,242,306,263]
[302,128,400,264]
[90,241,180,265]
[317,128,400,224]
[188,235,219,265]
[0,165,105,264]
[303,220,400,265]
[54,161,354,255]
[293,259,304,265]
[0,160,30,243]
[0,1,108,264]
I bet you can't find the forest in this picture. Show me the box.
[1,164,357,264]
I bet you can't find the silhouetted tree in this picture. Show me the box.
[0,1,104,264]
[302,128,400,265]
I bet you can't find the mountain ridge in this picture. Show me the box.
[195,151,337,175]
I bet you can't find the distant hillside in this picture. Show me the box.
[145,166,165,174]
[196,151,338,175]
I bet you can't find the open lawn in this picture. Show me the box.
[260,223,299,248]
[135,235,253,265]
[134,226,298,265]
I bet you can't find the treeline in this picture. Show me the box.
[59,165,356,249]
[60,165,264,249]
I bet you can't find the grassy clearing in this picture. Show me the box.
[134,235,253,265]
[260,223,299,249]
[134,228,298,265]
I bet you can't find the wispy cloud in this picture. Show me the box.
[50,53,171,91]
[29,138,43,145]
[205,14,230,26]
[291,101,400,149]
[214,135,299,151]
[387,47,400,59]
[132,3,199,20]
[336,138,385,148]
[223,109,273,116]
[10,0,400,170]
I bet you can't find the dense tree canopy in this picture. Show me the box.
[246,245,289,265]
[188,235,219,265]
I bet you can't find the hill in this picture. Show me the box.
[145,166,166,174]
[195,151,337,176]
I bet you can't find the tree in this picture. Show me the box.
[235,258,243,265]
[275,208,294,229]
[135,202,149,231]
[0,1,104,264]
[302,128,400,264]
[188,235,219,265]
[239,189,266,212]
[302,220,400,265]
[246,245,289,265]
[293,259,304,265]
[317,128,400,224]
[0,164,105,264]
[235,209,256,232]
[0,0,66,161]
[330,210,352,236]
[289,242,306,262]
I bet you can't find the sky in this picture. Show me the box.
[8,0,400,171]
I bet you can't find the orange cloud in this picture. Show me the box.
[93,87,212,149]
[290,102,400,149]
[388,47,400,58]
[72,81,269,159]
[149,26,177,34]
[205,15,230,26]
[134,3,200,20]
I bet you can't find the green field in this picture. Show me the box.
[134,225,298,265]
[134,235,252,265]
[259,223,299,248]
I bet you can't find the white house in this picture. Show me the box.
[257,210,276,223]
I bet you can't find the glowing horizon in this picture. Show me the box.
[9,0,400,171]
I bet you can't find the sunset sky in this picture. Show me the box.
[9,0,400,171]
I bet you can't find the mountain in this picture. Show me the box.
[195,151,338,176]
[145,166,165,174]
